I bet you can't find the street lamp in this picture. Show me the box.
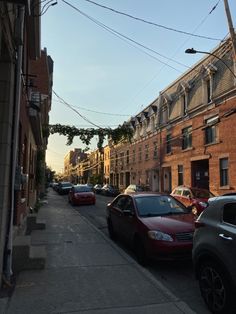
[185,48,236,79]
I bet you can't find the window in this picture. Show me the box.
[139,146,142,161]
[178,165,183,185]
[182,189,191,197]
[182,126,192,150]
[182,93,187,115]
[126,150,129,165]
[174,189,182,195]
[223,203,236,225]
[206,79,211,103]
[205,116,218,144]
[166,134,171,154]
[220,158,229,186]
[132,149,136,163]
[153,141,158,159]
[145,144,149,160]
[120,173,124,185]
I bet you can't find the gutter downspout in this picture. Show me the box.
[4,5,25,282]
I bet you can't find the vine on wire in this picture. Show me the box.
[49,123,133,149]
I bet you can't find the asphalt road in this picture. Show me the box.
[63,192,210,314]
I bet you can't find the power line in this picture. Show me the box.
[53,90,104,129]
[53,98,131,117]
[61,0,192,73]
[81,0,222,41]
[125,1,225,114]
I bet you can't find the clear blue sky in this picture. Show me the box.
[42,0,236,173]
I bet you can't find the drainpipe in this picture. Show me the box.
[4,5,25,282]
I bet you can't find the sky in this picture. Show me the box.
[42,0,236,173]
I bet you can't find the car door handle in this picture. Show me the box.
[219,233,233,241]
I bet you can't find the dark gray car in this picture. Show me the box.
[192,195,236,313]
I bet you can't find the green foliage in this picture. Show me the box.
[49,123,133,148]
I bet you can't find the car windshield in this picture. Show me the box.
[74,186,92,193]
[134,195,188,217]
[191,189,214,198]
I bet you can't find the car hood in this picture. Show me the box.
[139,214,195,234]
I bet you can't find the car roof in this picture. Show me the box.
[173,185,208,191]
[208,195,236,203]
[120,192,168,198]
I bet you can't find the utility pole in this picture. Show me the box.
[224,0,236,57]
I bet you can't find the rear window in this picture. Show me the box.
[74,186,92,193]
[173,189,182,195]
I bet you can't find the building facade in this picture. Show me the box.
[0,1,53,284]
[110,38,236,195]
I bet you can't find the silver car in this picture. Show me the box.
[192,195,236,313]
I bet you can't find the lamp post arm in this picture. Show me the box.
[194,50,236,79]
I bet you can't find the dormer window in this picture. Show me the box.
[177,81,190,116]
[202,63,217,105]
[206,78,211,103]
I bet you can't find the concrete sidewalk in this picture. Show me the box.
[2,189,196,313]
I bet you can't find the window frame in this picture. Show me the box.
[182,126,192,150]
[220,157,229,187]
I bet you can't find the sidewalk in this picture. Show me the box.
[3,189,196,314]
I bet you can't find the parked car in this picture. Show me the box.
[93,184,103,194]
[124,184,144,194]
[68,185,96,206]
[171,185,214,215]
[192,195,236,313]
[106,192,195,265]
[85,183,94,190]
[101,184,120,197]
[57,182,73,195]
[52,182,59,191]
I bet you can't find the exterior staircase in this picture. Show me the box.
[12,214,46,273]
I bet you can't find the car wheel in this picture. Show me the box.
[134,237,148,266]
[198,260,235,314]
[107,219,116,241]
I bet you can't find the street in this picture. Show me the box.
[61,191,210,314]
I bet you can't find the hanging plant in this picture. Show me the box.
[49,123,133,148]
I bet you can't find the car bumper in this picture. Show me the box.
[146,239,192,261]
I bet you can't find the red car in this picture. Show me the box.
[68,185,96,206]
[171,186,214,216]
[106,193,195,265]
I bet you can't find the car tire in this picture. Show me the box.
[107,219,116,241]
[134,237,148,267]
[198,260,236,314]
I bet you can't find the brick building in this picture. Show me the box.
[110,38,236,196]
[0,1,53,284]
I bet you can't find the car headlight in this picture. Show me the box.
[148,230,173,242]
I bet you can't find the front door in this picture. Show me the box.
[191,159,209,189]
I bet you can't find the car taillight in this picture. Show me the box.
[194,221,205,229]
